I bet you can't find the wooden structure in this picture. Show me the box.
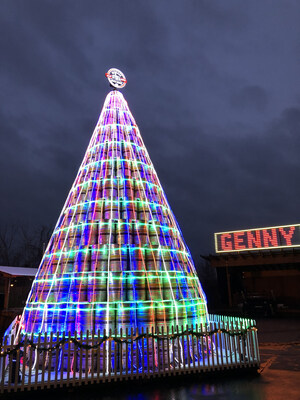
[0,267,37,339]
[0,267,37,311]
[0,314,259,393]
[208,249,300,308]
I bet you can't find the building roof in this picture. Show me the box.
[0,266,37,277]
[206,248,300,268]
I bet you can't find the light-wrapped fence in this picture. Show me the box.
[0,315,259,393]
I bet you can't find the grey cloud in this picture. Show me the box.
[231,86,268,111]
[0,0,299,260]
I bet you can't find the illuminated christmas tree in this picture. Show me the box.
[19,69,208,337]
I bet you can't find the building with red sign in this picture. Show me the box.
[207,224,300,315]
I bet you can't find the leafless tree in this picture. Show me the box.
[0,224,21,266]
[20,225,52,267]
[0,224,52,267]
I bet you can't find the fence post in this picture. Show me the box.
[245,326,251,366]
[79,331,83,384]
[54,332,59,387]
[146,327,149,376]
[72,331,77,386]
[214,322,220,369]
[58,332,63,387]
[91,330,95,384]
[135,327,139,376]
[130,327,134,378]
[46,332,53,389]
[125,327,128,378]
[175,325,180,371]
[205,323,211,369]
[239,321,247,366]
[0,336,8,393]
[238,321,242,365]
[161,326,165,375]
[218,324,224,369]
[186,325,191,372]
[13,341,21,391]
[227,322,232,367]
[199,324,203,369]
[166,325,171,375]
[222,324,228,368]
[211,322,217,370]
[200,323,205,370]
[156,325,160,374]
[195,324,200,370]
[103,328,106,379]
[181,325,186,373]
[141,327,145,378]
[96,329,100,382]
[255,326,260,365]
[6,340,11,390]
[151,326,155,373]
[120,327,123,379]
[34,333,41,390]
[85,330,90,384]
[41,333,47,389]
[107,328,111,382]
[114,328,117,381]
[20,335,26,391]
[191,325,195,371]
[66,331,71,386]
[171,325,175,374]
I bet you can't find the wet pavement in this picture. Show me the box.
[7,317,300,400]
[253,317,300,400]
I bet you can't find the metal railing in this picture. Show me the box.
[0,314,259,393]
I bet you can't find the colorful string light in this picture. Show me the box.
[19,89,208,338]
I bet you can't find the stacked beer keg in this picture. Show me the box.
[21,89,207,337]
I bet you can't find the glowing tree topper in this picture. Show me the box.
[105,68,127,89]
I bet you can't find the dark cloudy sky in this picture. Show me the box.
[0,0,299,258]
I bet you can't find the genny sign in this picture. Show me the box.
[215,224,300,253]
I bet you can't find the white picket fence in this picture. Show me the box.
[0,314,260,393]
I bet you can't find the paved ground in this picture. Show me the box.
[254,317,300,400]
[6,317,300,400]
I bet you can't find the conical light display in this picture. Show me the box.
[20,76,208,337]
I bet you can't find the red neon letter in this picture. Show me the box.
[262,229,278,248]
[220,234,233,251]
[233,232,246,250]
[279,226,295,246]
[247,230,262,249]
